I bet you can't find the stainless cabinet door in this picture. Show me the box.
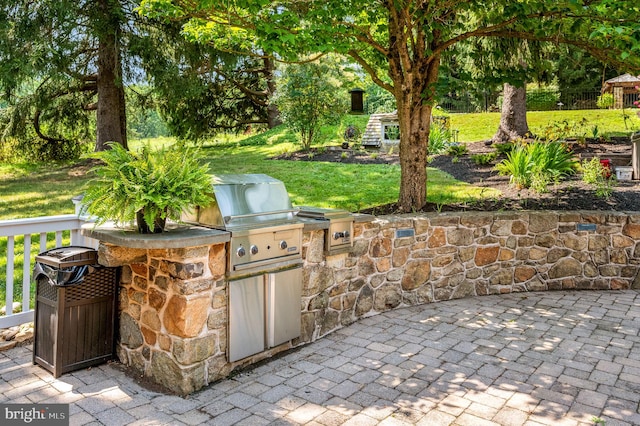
[228,275,265,362]
[266,267,302,348]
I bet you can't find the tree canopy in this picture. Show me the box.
[0,0,283,157]
[141,0,640,211]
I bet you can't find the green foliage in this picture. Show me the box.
[527,88,560,111]
[0,0,125,151]
[581,157,616,198]
[539,118,589,142]
[0,135,92,163]
[364,82,397,114]
[126,87,169,139]
[446,143,469,158]
[471,152,498,165]
[495,142,577,192]
[529,141,578,181]
[81,143,212,232]
[581,157,607,184]
[493,142,514,155]
[273,59,348,150]
[597,93,615,109]
[429,125,450,155]
[495,145,533,189]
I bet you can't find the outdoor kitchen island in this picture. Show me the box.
[83,215,363,395]
[81,174,361,395]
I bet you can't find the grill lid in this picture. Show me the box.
[297,206,352,220]
[184,174,297,229]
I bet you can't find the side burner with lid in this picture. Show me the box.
[297,206,355,255]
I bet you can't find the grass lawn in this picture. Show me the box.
[452,109,640,142]
[1,109,639,307]
[2,109,639,220]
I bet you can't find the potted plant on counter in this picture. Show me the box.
[81,142,212,233]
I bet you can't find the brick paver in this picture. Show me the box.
[1,290,639,425]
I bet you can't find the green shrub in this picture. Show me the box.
[539,118,589,143]
[495,141,577,192]
[429,124,450,154]
[581,157,616,198]
[581,157,606,184]
[495,145,533,189]
[446,143,468,157]
[273,60,347,150]
[526,88,560,111]
[493,142,514,155]
[471,152,498,165]
[596,93,614,109]
[529,141,577,183]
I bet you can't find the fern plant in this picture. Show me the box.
[81,143,212,233]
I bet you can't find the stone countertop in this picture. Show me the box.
[83,213,375,248]
[299,213,375,231]
[82,223,230,249]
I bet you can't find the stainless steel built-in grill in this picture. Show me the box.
[182,174,304,278]
[182,174,305,362]
[183,174,356,362]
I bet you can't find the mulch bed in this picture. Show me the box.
[273,141,640,214]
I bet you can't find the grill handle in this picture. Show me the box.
[224,208,300,223]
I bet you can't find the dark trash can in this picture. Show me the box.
[32,246,117,377]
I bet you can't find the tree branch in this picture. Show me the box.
[33,110,71,144]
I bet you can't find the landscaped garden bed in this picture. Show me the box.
[277,139,640,214]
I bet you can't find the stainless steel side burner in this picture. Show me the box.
[297,206,355,255]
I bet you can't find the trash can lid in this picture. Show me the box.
[35,246,97,268]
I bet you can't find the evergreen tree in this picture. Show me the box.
[0,0,279,156]
[0,0,129,152]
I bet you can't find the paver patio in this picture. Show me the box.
[1,290,639,425]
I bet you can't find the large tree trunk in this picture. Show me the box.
[387,7,440,212]
[95,0,127,151]
[264,57,282,128]
[492,83,530,143]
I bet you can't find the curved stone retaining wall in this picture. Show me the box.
[300,211,640,342]
[94,210,640,394]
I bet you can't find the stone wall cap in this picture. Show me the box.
[353,213,375,223]
[298,218,330,232]
[82,223,230,249]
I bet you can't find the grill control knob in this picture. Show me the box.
[344,231,350,238]
[236,246,246,257]
[333,231,345,240]
[250,245,259,255]
[279,240,288,250]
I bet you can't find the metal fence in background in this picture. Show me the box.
[439,89,640,113]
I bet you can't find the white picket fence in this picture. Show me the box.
[0,210,97,328]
